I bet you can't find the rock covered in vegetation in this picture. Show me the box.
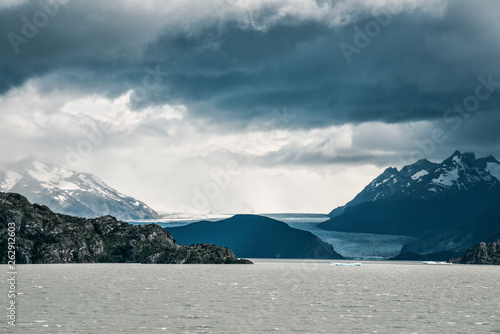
[0,192,251,264]
[449,239,500,265]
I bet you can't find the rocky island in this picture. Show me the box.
[0,192,251,264]
[449,239,500,265]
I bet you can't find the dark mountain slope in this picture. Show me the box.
[167,214,343,259]
[399,194,500,257]
[320,151,500,240]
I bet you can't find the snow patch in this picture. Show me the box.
[486,162,500,182]
[432,168,459,187]
[57,181,81,191]
[55,195,67,203]
[28,161,55,183]
[411,170,429,180]
[0,171,22,191]
[374,177,392,188]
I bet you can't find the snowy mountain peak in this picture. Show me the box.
[6,157,87,191]
[440,151,473,168]
[0,157,159,220]
[449,150,475,161]
[329,151,500,216]
[482,155,500,164]
[428,151,500,192]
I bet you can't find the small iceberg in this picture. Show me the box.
[330,262,362,266]
[422,261,452,265]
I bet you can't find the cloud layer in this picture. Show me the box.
[1,0,500,213]
[3,0,500,126]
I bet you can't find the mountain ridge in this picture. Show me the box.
[167,214,344,259]
[0,157,159,221]
[329,150,500,218]
[320,151,500,257]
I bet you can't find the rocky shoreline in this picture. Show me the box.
[449,239,500,265]
[0,192,251,264]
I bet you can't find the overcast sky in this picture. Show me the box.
[1,0,500,214]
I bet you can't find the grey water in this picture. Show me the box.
[2,261,499,333]
[127,213,234,228]
[261,214,417,259]
[285,222,417,259]
[127,213,328,228]
[129,214,416,259]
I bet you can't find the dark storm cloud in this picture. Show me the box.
[0,0,159,96]
[1,0,500,130]
[255,149,399,168]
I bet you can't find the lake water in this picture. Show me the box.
[129,214,417,259]
[285,223,417,259]
[2,261,499,333]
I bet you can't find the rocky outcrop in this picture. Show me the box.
[398,194,500,258]
[154,244,252,264]
[449,239,500,265]
[0,192,251,264]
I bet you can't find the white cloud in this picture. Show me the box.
[60,91,186,134]
[0,81,435,213]
[3,0,498,214]
[84,0,449,38]
[0,0,26,10]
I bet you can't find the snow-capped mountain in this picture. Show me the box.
[320,151,500,240]
[0,157,159,220]
[329,151,500,217]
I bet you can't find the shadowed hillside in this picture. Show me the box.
[167,214,344,259]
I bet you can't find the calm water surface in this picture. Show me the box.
[1,260,499,333]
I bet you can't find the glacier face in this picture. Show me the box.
[0,157,159,220]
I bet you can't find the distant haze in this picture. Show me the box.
[1,0,500,213]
